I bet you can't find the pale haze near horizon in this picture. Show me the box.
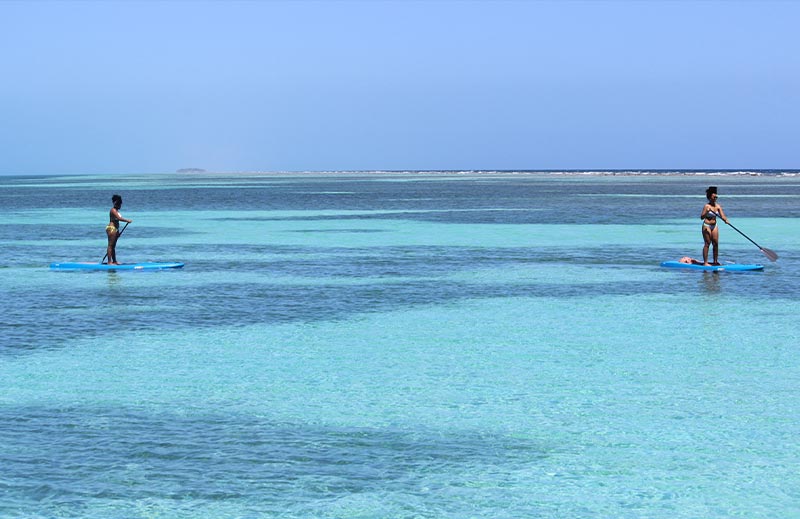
[1,0,798,175]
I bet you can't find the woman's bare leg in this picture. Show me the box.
[702,228,712,265]
[107,230,118,264]
[711,226,720,265]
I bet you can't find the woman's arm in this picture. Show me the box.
[716,205,728,224]
[111,208,133,223]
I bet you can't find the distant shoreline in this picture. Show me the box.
[181,169,800,177]
[4,169,800,179]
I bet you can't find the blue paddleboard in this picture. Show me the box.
[50,262,184,271]
[660,261,763,272]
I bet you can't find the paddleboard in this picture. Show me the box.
[50,262,184,271]
[660,261,763,272]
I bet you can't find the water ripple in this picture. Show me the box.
[0,406,543,517]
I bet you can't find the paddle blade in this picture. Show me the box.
[761,247,779,262]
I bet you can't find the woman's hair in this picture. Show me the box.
[706,186,717,200]
[111,194,122,205]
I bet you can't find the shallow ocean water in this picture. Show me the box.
[1,172,799,518]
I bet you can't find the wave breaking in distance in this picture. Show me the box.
[224,169,800,177]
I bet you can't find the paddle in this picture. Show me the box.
[101,221,129,264]
[713,213,778,262]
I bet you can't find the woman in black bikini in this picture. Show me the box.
[106,194,133,265]
[701,186,729,266]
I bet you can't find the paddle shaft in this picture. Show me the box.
[725,220,762,248]
[101,221,129,263]
[716,215,778,261]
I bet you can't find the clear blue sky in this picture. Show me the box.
[1,0,798,174]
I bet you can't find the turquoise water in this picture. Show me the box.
[2,172,799,518]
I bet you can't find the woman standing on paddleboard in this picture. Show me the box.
[701,186,728,266]
[106,194,133,265]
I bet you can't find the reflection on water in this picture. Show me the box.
[105,271,122,288]
[700,271,722,293]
